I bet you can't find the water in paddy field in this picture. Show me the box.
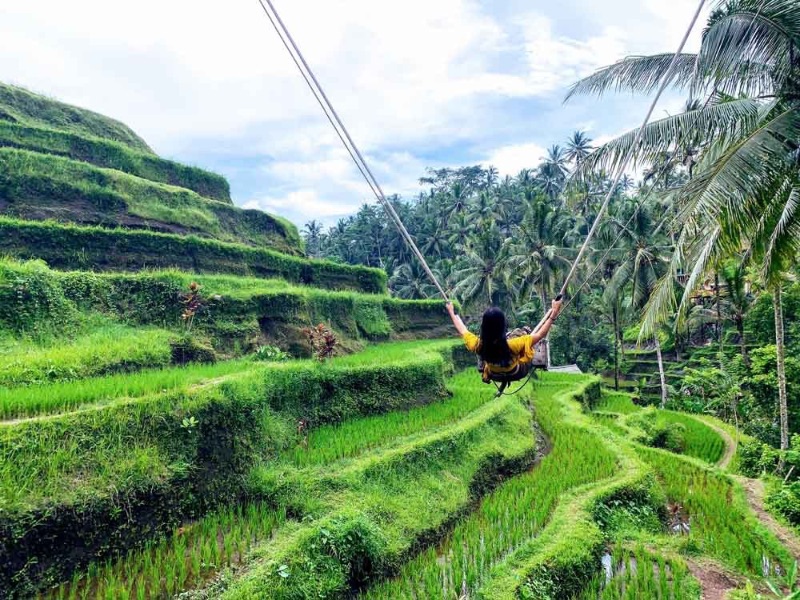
[601,551,613,585]
[762,555,784,578]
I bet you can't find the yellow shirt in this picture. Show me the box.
[462,331,536,381]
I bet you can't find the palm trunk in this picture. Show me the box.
[715,273,724,369]
[735,316,749,368]
[613,304,620,391]
[773,286,789,467]
[655,336,668,409]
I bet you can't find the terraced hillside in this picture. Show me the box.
[8,342,797,600]
[0,83,302,257]
[2,85,799,600]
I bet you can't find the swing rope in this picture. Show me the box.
[559,0,767,316]
[257,0,707,314]
[556,0,707,301]
[256,0,449,301]
[257,0,706,394]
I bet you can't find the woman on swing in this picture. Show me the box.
[446,298,563,384]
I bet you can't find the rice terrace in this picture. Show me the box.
[1,0,800,598]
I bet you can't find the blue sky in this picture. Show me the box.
[0,0,709,229]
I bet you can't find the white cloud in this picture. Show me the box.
[244,189,361,220]
[0,1,714,226]
[484,143,548,177]
[517,15,627,96]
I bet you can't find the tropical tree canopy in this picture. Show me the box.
[568,0,800,335]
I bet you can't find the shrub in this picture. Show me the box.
[651,422,687,454]
[765,435,800,526]
[738,440,781,477]
[743,346,800,442]
[628,410,687,454]
[0,258,79,337]
[592,474,667,537]
[252,345,290,362]
[304,323,337,362]
[180,281,204,332]
[768,481,800,526]
[675,363,741,420]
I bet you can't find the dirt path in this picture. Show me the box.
[698,417,800,563]
[686,416,800,596]
[738,476,800,564]
[692,417,737,470]
[686,559,740,600]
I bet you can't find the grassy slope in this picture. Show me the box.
[221,393,539,599]
[7,347,796,599]
[0,359,254,420]
[0,121,231,201]
[596,392,726,465]
[0,340,458,513]
[0,260,437,394]
[45,369,542,599]
[0,341,461,596]
[0,322,177,388]
[0,82,152,152]
[637,445,793,576]
[592,391,794,582]
[0,147,296,250]
[0,221,384,289]
[477,382,656,600]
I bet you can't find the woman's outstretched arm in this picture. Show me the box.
[446,302,469,336]
[530,298,563,343]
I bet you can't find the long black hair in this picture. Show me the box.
[478,307,512,365]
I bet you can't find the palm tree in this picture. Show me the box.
[445,182,469,219]
[604,198,671,405]
[569,0,800,451]
[482,166,499,190]
[389,261,442,299]
[303,220,323,259]
[542,145,569,178]
[446,211,472,250]
[500,199,570,311]
[565,130,594,169]
[537,145,570,200]
[421,229,449,259]
[515,168,535,189]
[451,247,503,310]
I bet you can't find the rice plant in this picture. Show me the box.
[594,393,725,465]
[0,359,253,420]
[575,545,701,599]
[361,381,618,599]
[0,325,175,387]
[638,447,793,577]
[596,392,642,415]
[659,411,726,465]
[285,369,491,467]
[41,503,286,600]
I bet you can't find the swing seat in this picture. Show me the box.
[476,335,549,382]
[488,362,534,383]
